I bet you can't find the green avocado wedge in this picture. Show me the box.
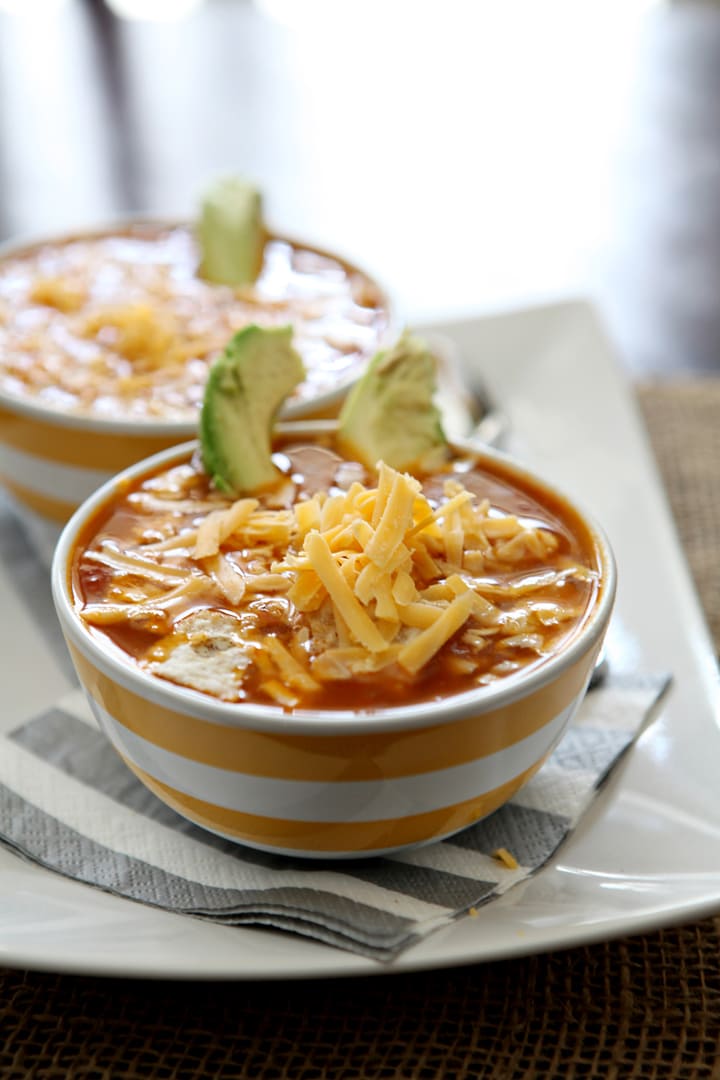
[336,331,448,472]
[200,325,305,496]
[197,176,265,286]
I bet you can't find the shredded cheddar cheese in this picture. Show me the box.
[397,590,477,674]
[493,847,520,870]
[304,531,390,654]
[193,498,258,559]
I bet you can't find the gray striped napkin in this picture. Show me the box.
[0,675,669,961]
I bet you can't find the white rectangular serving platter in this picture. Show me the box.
[0,298,718,981]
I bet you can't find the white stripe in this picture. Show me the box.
[511,760,597,817]
[0,440,112,501]
[93,697,577,822]
[393,839,526,886]
[578,683,660,732]
[0,737,450,919]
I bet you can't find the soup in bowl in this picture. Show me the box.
[0,220,393,554]
[52,421,616,859]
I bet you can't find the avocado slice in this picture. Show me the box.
[200,324,305,495]
[336,332,448,471]
[197,176,265,286]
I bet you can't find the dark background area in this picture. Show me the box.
[2,0,720,378]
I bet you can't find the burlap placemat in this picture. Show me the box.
[636,379,720,655]
[0,379,718,1079]
[1,919,719,1079]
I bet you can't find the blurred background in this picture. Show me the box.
[1,0,719,378]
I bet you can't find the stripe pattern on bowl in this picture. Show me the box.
[0,404,185,524]
[68,642,596,857]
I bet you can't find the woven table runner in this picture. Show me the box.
[636,379,720,653]
[0,380,718,1079]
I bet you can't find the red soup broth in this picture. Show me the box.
[70,435,602,712]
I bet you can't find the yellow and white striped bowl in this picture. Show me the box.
[0,222,395,563]
[0,396,194,564]
[51,438,616,860]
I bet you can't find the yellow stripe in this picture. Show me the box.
[0,405,184,471]
[122,755,545,853]
[69,642,592,782]
[1,472,78,523]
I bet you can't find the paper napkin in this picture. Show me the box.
[0,674,669,961]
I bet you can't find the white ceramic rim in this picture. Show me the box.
[51,425,617,737]
[0,217,397,434]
